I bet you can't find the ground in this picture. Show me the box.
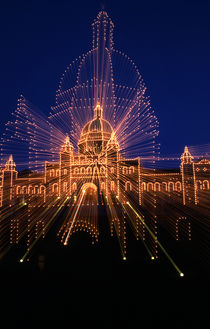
[0,206,209,329]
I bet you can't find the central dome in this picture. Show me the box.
[78,103,115,155]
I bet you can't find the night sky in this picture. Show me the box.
[0,0,209,157]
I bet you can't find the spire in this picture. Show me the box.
[94,101,103,118]
[5,154,16,171]
[181,145,193,164]
[65,135,70,144]
[9,154,13,162]
[92,11,114,51]
[107,132,119,149]
[61,135,73,153]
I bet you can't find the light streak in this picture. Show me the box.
[63,189,86,245]
[126,201,184,276]
[20,197,68,262]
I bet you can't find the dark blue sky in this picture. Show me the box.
[0,0,209,156]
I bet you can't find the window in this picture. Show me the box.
[22,186,27,194]
[28,185,33,194]
[203,180,209,190]
[80,167,85,174]
[64,169,67,175]
[110,167,114,174]
[63,182,67,192]
[175,182,182,192]
[168,182,174,192]
[129,166,135,174]
[52,183,58,193]
[122,167,127,175]
[72,182,77,191]
[111,181,115,191]
[147,183,153,192]
[93,166,99,175]
[162,182,167,191]
[196,180,202,190]
[49,169,54,177]
[87,167,92,175]
[154,182,160,192]
[100,166,106,175]
[125,181,132,191]
[40,185,46,193]
[101,182,105,190]
[142,182,146,191]
[16,186,21,194]
[56,169,60,177]
[74,167,79,175]
[34,185,39,194]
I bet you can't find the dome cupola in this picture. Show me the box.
[78,102,117,155]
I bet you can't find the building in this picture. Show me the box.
[0,11,209,263]
[0,124,209,208]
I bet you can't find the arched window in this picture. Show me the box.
[80,167,85,174]
[93,166,99,175]
[196,180,202,190]
[64,169,67,175]
[168,182,174,192]
[22,186,27,194]
[122,167,127,175]
[28,185,33,194]
[129,166,135,174]
[72,182,77,191]
[110,167,114,174]
[100,166,106,175]
[34,185,39,194]
[63,182,67,192]
[101,182,105,190]
[56,169,60,177]
[147,183,153,192]
[142,182,146,191]
[16,186,21,194]
[125,181,132,191]
[49,169,55,177]
[74,167,79,175]
[203,180,209,190]
[154,182,161,192]
[162,182,167,191]
[52,183,58,193]
[87,167,92,175]
[111,181,115,191]
[175,181,182,192]
[40,185,46,194]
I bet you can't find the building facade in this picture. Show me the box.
[0,103,209,209]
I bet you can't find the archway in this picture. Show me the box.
[81,183,98,205]
[81,182,97,193]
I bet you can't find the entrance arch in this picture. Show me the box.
[81,182,97,193]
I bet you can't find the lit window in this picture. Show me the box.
[72,182,77,191]
[125,181,132,191]
[111,181,115,191]
[129,166,135,174]
[63,182,67,192]
[101,182,105,190]
[49,169,54,177]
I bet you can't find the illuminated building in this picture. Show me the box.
[0,11,209,271]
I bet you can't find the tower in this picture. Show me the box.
[106,132,120,196]
[180,146,196,205]
[2,155,17,206]
[60,136,73,195]
[92,11,114,52]
[91,12,114,105]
